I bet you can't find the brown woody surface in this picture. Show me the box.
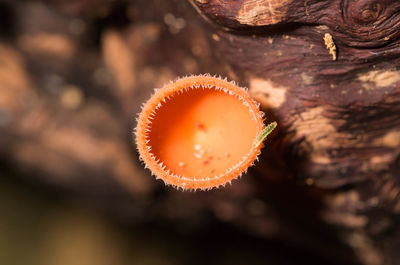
[0,0,400,264]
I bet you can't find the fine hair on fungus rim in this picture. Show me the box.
[135,75,276,190]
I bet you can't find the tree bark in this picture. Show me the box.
[0,0,399,264]
[189,1,400,264]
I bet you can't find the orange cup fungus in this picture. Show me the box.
[135,75,276,190]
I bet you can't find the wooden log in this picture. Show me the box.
[188,1,400,264]
[1,0,400,264]
[190,0,400,190]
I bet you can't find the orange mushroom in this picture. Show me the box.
[135,75,276,190]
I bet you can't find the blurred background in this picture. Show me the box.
[0,0,395,265]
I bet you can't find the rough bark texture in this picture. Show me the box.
[190,0,400,264]
[0,0,399,264]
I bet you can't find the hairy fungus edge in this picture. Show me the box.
[135,75,265,191]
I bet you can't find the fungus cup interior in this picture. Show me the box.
[138,77,265,189]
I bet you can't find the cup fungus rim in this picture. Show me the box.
[135,74,266,191]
